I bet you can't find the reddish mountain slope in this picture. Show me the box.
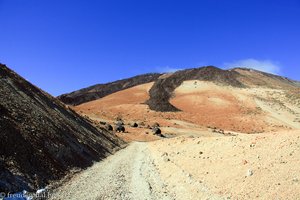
[73,66,300,136]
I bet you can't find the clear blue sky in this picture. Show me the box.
[1,0,300,96]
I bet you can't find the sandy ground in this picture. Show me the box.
[149,131,300,199]
[50,130,300,200]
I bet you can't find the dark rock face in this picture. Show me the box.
[146,66,245,112]
[0,64,125,193]
[58,73,161,106]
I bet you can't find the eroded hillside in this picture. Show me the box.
[0,64,125,193]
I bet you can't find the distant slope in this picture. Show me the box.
[232,68,300,89]
[58,73,162,106]
[295,82,300,86]
[147,66,244,112]
[74,66,300,134]
[62,66,299,112]
[0,64,125,193]
[147,66,300,112]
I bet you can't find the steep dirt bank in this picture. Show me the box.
[0,64,125,193]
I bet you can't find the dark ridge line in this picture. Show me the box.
[146,66,245,112]
[58,73,162,106]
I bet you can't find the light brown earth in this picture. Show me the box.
[51,130,300,200]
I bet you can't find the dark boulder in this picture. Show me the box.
[152,127,161,134]
[99,121,107,125]
[152,127,165,138]
[115,125,125,133]
[131,122,138,128]
[105,124,113,131]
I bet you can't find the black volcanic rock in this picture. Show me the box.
[146,66,245,112]
[0,64,125,193]
[58,73,162,106]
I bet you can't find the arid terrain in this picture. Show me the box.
[73,67,300,138]
[51,66,300,199]
[51,131,300,200]
[0,64,125,193]
[1,65,300,199]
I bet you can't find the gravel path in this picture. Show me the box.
[50,142,174,200]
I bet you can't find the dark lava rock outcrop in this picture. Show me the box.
[146,66,244,112]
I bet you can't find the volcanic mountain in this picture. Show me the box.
[58,73,162,106]
[0,64,125,193]
[59,66,300,138]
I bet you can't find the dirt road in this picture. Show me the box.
[51,131,300,200]
[50,142,174,200]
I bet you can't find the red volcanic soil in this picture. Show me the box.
[74,81,288,139]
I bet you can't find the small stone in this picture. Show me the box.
[293,178,299,182]
[163,157,170,162]
[161,152,168,157]
[247,169,253,177]
[199,151,203,155]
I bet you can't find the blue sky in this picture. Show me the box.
[1,0,300,96]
